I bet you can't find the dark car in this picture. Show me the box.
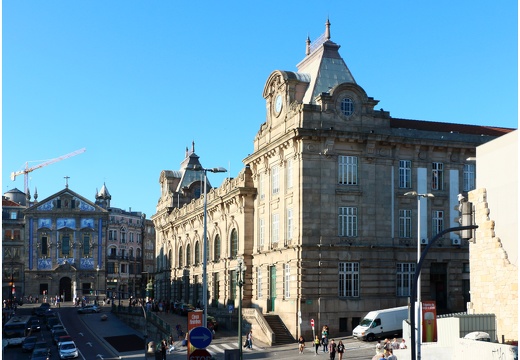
[22,335,39,352]
[51,324,65,335]
[28,317,42,332]
[77,305,100,314]
[53,330,68,345]
[33,341,51,354]
[46,317,61,330]
[31,347,51,360]
[33,303,51,316]
[57,335,73,347]
[177,303,195,316]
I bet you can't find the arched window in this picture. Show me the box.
[206,236,211,262]
[186,244,191,266]
[214,234,221,261]
[194,241,200,265]
[168,249,172,269]
[230,229,238,258]
[178,246,183,268]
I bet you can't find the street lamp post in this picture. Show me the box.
[404,191,434,360]
[198,166,227,329]
[141,305,148,360]
[96,265,100,305]
[236,258,244,360]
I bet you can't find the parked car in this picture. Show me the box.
[177,303,195,316]
[53,330,68,345]
[57,335,73,347]
[51,324,65,335]
[464,331,491,342]
[77,305,100,314]
[31,347,51,360]
[28,317,42,332]
[22,336,39,352]
[33,341,51,355]
[46,317,61,330]
[33,303,51,316]
[58,341,78,359]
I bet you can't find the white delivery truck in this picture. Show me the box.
[352,306,408,341]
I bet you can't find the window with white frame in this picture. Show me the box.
[109,230,117,241]
[432,162,444,190]
[432,210,444,236]
[259,172,265,200]
[257,267,263,299]
[272,213,279,245]
[399,160,412,188]
[259,218,265,248]
[399,209,412,238]
[286,208,293,242]
[130,232,134,243]
[272,165,280,195]
[339,262,359,297]
[339,207,357,237]
[286,158,293,189]
[463,164,476,191]
[338,155,358,185]
[10,211,17,220]
[284,263,291,298]
[396,262,416,296]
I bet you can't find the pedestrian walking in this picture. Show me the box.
[375,340,383,354]
[298,335,306,354]
[328,339,337,360]
[322,335,329,353]
[337,340,345,360]
[314,335,321,355]
[160,339,167,360]
[247,330,253,349]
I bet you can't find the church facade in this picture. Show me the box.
[152,21,513,340]
[23,187,109,302]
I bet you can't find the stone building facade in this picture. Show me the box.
[96,183,147,300]
[152,145,256,308]
[153,21,514,340]
[2,189,28,302]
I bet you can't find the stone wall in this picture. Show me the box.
[468,188,518,342]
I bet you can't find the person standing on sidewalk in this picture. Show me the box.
[160,339,167,360]
[336,340,345,360]
[298,335,306,354]
[328,339,337,360]
[314,335,321,355]
[246,330,253,349]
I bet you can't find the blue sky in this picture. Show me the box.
[2,1,518,218]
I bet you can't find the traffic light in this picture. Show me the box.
[454,196,474,240]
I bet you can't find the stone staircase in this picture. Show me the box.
[264,314,295,345]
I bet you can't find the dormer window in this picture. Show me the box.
[341,97,354,117]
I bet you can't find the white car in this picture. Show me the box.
[58,341,79,359]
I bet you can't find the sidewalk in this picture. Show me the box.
[151,309,268,350]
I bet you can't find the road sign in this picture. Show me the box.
[311,319,315,327]
[189,348,212,360]
[189,326,213,349]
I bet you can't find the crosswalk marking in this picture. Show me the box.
[175,343,260,355]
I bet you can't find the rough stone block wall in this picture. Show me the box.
[468,188,518,342]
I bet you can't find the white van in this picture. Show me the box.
[352,306,408,341]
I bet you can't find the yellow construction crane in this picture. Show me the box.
[11,148,86,195]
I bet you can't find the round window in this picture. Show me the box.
[340,97,354,116]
